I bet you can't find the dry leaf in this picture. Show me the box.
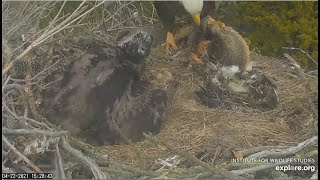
[232,150,243,160]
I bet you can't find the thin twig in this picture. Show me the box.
[211,146,221,163]
[35,1,106,47]
[2,83,32,124]
[50,1,67,27]
[106,24,161,32]
[3,102,19,119]
[2,75,11,93]
[54,142,66,179]
[103,1,135,23]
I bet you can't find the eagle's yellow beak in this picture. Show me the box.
[193,13,201,26]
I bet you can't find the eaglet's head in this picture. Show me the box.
[116,31,153,64]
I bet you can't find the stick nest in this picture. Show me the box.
[2,1,318,179]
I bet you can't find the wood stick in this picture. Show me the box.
[3,128,68,137]
[247,136,318,159]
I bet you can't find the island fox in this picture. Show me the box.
[201,16,252,71]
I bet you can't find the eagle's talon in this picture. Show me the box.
[165,32,178,55]
[191,53,204,65]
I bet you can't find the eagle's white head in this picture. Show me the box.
[180,0,204,26]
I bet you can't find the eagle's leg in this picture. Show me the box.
[164,31,178,54]
[191,40,211,65]
[191,53,203,65]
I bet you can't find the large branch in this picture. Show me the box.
[3,128,68,137]
[247,136,318,159]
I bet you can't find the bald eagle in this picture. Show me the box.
[154,0,216,54]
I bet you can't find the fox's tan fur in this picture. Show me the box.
[201,16,252,71]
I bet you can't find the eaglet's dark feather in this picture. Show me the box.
[43,31,175,145]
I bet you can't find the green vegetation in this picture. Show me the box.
[31,1,320,69]
[221,1,318,69]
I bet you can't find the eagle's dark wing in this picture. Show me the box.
[154,1,217,32]
[201,1,217,19]
[153,1,187,33]
[153,1,191,54]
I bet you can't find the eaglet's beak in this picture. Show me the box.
[193,13,201,26]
